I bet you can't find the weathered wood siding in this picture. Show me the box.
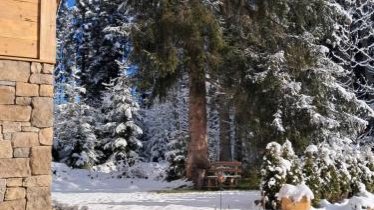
[0,0,57,63]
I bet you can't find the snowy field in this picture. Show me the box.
[52,162,374,210]
[52,162,261,210]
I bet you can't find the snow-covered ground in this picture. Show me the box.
[52,162,261,210]
[52,162,374,210]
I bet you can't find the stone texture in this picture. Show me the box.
[2,122,22,133]
[0,81,16,86]
[21,126,39,132]
[16,97,32,106]
[30,147,51,175]
[0,60,54,209]
[0,141,12,158]
[0,199,26,210]
[6,178,23,187]
[16,82,39,97]
[39,128,53,146]
[0,86,15,104]
[0,159,30,178]
[13,148,30,158]
[39,85,53,97]
[42,64,54,74]
[0,105,31,122]
[23,175,51,187]
[12,132,39,148]
[0,61,30,82]
[20,122,31,127]
[31,63,42,73]
[26,187,51,210]
[29,74,53,85]
[0,179,6,202]
[31,98,53,128]
[3,133,11,140]
[5,187,26,201]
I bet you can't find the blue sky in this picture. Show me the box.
[67,0,75,7]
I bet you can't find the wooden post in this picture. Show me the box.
[281,197,311,210]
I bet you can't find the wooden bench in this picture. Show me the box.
[204,161,242,188]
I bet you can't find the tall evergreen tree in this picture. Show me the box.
[72,0,133,105]
[132,0,224,187]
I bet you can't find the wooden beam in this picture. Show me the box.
[0,56,55,64]
[39,0,57,63]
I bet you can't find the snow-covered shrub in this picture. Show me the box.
[318,147,343,203]
[282,140,303,186]
[261,142,291,210]
[303,145,322,205]
[262,141,374,207]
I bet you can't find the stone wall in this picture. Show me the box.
[0,60,53,210]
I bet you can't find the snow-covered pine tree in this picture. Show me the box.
[55,0,81,104]
[165,131,189,181]
[282,140,303,186]
[318,146,345,202]
[70,0,134,105]
[206,78,220,162]
[54,102,100,168]
[303,145,322,205]
[141,76,189,163]
[260,142,290,210]
[55,0,144,170]
[141,101,176,162]
[328,0,374,101]
[98,76,143,167]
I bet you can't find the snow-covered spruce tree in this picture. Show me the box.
[318,146,345,203]
[212,1,373,176]
[303,145,322,205]
[54,102,100,168]
[141,101,176,162]
[71,0,134,105]
[328,0,374,146]
[165,131,189,181]
[98,76,143,167]
[282,140,303,186]
[141,76,189,164]
[328,0,374,101]
[261,142,291,210]
[206,78,220,162]
[363,149,374,192]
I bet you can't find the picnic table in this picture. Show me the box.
[205,161,242,188]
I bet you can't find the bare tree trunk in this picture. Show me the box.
[219,97,232,161]
[186,64,210,188]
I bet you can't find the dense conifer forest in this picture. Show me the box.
[54,0,374,209]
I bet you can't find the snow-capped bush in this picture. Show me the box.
[261,142,292,210]
[261,141,374,207]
